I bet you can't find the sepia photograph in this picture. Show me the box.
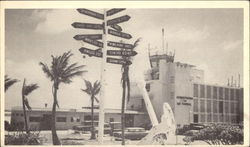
[1,1,249,146]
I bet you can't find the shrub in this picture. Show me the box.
[5,131,44,145]
[183,123,243,145]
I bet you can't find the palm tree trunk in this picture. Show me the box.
[22,79,29,134]
[90,95,96,139]
[51,83,61,145]
[121,71,126,145]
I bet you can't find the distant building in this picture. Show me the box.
[127,53,243,128]
[9,106,148,131]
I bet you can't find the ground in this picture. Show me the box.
[5,130,208,145]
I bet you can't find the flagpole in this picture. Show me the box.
[98,8,107,144]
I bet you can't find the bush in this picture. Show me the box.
[5,132,44,145]
[183,123,243,145]
[176,125,190,135]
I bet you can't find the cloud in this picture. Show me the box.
[169,26,210,42]
[221,40,243,51]
[32,10,76,34]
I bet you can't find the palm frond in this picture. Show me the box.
[39,62,54,81]
[94,96,99,103]
[23,83,39,96]
[133,38,142,49]
[5,75,19,91]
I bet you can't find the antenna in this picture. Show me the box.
[238,74,240,87]
[162,28,165,53]
[231,76,233,87]
[227,78,230,86]
[166,42,168,55]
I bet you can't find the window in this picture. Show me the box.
[219,114,224,122]
[219,101,223,113]
[20,114,23,117]
[219,87,223,99]
[207,100,211,113]
[193,84,198,97]
[84,115,91,120]
[213,114,218,122]
[193,99,198,112]
[145,83,150,92]
[193,114,199,123]
[213,87,218,99]
[200,114,205,122]
[200,85,205,98]
[57,117,67,122]
[207,114,212,122]
[236,89,240,100]
[170,76,175,83]
[200,100,205,112]
[29,116,42,122]
[225,88,229,100]
[206,86,211,98]
[235,103,239,114]
[213,101,218,113]
[225,102,229,114]
[231,103,235,113]
[230,89,235,100]
[16,113,19,116]
[170,92,175,99]
[71,117,74,122]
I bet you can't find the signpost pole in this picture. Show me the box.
[98,9,107,144]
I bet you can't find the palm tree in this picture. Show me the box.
[22,78,39,134]
[120,38,141,145]
[5,75,19,91]
[81,80,101,140]
[39,51,86,145]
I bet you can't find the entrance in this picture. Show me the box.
[40,114,52,130]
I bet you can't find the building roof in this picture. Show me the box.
[10,106,146,115]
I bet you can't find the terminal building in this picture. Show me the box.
[9,53,243,130]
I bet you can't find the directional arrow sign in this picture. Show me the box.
[107,15,130,26]
[107,8,126,16]
[110,24,122,32]
[107,50,137,57]
[106,57,132,65]
[77,8,104,20]
[108,41,134,49]
[79,47,103,57]
[74,34,102,40]
[72,22,103,30]
[108,29,132,39]
[82,38,103,47]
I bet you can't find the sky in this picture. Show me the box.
[4,8,243,110]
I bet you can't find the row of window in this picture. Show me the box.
[193,84,242,100]
[29,116,81,123]
[193,99,239,114]
[11,113,23,117]
[193,114,240,123]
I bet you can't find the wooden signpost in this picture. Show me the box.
[107,50,137,56]
[110,24,122,32]
[108,41,134,49]
[107,8,126,16]
[77,8,104,20]
[107,15,131,26]
[79,47,103,57]
[72,8,137,144]
[108,29,132,39]
[71,22,103,30]
[74,34,102,40]
[106,57,132,65]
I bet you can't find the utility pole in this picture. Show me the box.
[98,8,107,144]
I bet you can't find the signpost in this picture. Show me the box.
[107,15,131,26]
[77,8,104,20]
[108,29,132,39]
[110,24,122,32]
[71,22,103,30]
[108,41,134,49]
[79,47,103,57]
[82,38,103,47]
[106,57,132,65]
[73,8,136,145]
[74,34,102,40]
[107,50,137,57]
[107,8,125,16]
